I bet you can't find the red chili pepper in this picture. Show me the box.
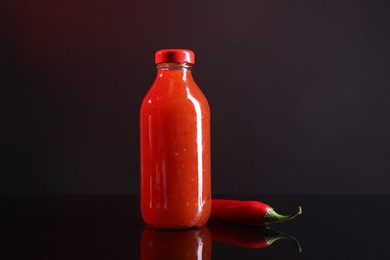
[210,199,302,225]
[208,221,302,252]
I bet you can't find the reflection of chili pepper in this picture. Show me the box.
[211,199,302,225]
[141,226,212,260]
[208,221,302,252]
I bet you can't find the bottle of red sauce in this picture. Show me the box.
[140,49,211,229]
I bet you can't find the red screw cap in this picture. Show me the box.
[155,49,195,64]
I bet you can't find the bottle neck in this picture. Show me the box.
[156,62,194,80]
[156,62,193,71]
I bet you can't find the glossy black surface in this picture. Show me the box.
[1,194,390,259]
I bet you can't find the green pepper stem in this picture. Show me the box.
[265,206,302,225]
[265,228,302,253]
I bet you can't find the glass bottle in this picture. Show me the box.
[140,49,211,229]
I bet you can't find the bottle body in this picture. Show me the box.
[140,60,211,229]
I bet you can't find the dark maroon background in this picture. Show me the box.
[1,0,389,194]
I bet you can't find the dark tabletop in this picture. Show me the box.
[1,194,389,259]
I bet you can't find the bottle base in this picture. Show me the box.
[145,223,206,231]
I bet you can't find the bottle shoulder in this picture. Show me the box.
[141,78,209,112]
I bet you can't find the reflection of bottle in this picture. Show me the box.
[141,226,212,260]
[140,49,211,229]
[208,221,302,252]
